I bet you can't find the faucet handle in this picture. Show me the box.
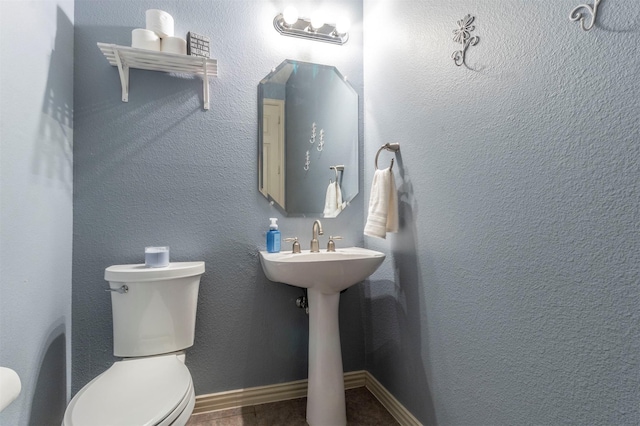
[326,236,343,252]
[284,237,301,253]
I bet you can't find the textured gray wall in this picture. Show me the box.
[0,1,73,425]
[73,0,364,396]
[363,1,639,425]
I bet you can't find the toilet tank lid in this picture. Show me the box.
[105,261,205,282]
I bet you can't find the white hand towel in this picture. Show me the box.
[323,181,338,218]
[324,181,344,218]
[335,182,344,212]
[364,168,398,239]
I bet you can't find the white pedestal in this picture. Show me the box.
[306,288,347,426]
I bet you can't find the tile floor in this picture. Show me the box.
[186,387,400,426]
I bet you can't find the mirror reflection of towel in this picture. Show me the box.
[323,181,344,218]
[364,168,398,238]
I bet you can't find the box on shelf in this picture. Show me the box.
[187,32,210,58]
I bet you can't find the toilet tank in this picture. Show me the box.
[105,261,205,357]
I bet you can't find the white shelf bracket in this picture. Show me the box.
[202,58,210,110]
[113,48,129,102]
[98,43,217,109]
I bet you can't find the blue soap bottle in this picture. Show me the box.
[266,218,281,253]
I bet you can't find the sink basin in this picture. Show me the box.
[259,247,385,293]
[259,246,385,426]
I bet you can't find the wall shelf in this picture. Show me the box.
[97,43,218,110]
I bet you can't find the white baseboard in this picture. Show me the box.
[363,371,422,426]
[193,370,421,426]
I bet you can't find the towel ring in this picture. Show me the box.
[374,143,400,170]
[329,165,344,183]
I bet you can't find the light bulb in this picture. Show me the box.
[283,6,299,26]
[335,16,351,34]
[310,12,325,30]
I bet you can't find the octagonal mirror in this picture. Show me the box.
[258,60,359,217]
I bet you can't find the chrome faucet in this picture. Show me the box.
[310,220,324,252]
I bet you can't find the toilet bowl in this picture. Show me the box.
[63,261,205,426]
[63,354,195,426]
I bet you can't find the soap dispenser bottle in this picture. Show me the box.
[266,218,281,253]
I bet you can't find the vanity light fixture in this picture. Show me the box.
[310,11,325,31]
[283,6,299,26]
[274,7,350,45]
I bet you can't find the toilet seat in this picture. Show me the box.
[63,354,194,426]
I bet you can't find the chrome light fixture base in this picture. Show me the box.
[273,14,349,45]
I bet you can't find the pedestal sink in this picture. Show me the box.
[259,247,385,426]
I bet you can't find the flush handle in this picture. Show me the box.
[106,285,128,294]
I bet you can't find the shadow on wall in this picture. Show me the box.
[243,251,309,388]
[365,154,437,425]
[29,321,67,426]
[33,6,73,192]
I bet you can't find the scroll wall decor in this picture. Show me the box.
[451,14,480,66]
[570,0,602,31]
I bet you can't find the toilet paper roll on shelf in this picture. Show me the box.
[146,9,174,38]
[161,36,187,55]
[131,28,160,51]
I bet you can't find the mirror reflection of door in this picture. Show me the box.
[262,99,285,208]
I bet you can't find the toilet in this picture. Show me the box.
[63,261,205,426]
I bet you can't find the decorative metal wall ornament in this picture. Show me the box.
[451,14,480,67]
[570,0,602,31]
